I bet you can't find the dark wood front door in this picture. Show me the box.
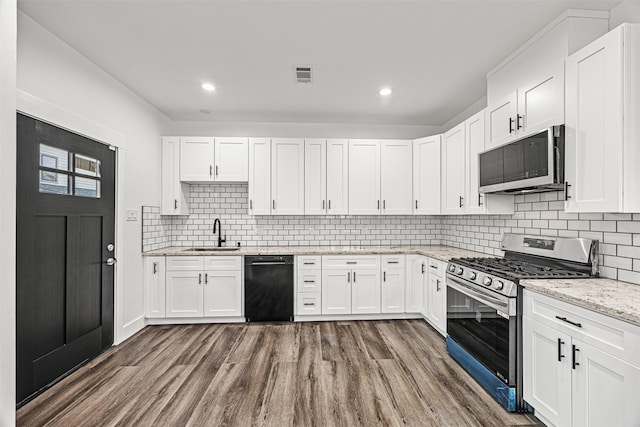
[16,113,116,405]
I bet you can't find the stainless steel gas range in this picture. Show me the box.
[445,234,598,412]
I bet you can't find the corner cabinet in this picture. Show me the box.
[161,137,190,215]
[413,136,441,215]
[523,290,640,427]
[271,138,305,215]
[248,138,271,215]
[565,24,640,213]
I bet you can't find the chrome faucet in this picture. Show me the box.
[213,218,226,247]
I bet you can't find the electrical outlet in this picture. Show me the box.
[126,209,138,221]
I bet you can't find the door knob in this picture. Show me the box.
[106,257,117,266]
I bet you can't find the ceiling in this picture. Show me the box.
[18,0,621,126]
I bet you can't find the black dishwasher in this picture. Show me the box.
[244,255,294,322]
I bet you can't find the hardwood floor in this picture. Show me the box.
[17,320,542,427]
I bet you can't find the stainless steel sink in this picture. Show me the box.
[182,247,240,252]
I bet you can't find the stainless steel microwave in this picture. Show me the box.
[479,125,564,194]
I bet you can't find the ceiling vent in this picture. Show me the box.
[294,66,313,84]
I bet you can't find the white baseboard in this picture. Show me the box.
[118,315,146,344]
[294,313,424,322]
[146,317,246,325]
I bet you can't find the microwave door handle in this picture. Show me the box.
[446,277,510,313]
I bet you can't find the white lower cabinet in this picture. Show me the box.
[296,255,322,316]
[381,255,405,314]
[145,256,166,318]
[405,255,426,314]
[321,256,381,315]
[164,256,242,319]
[523,290,640,427]
[427,258,447,336]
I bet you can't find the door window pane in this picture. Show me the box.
[40,144,70,171]
[75,177,101,198]
[75,154,101,177]
[39,172,71,195]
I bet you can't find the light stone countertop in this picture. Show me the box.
[520,278,640,327]
[143,244,489,263]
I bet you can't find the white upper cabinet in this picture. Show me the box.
[465,111,514,215]
[485,92,517,149]
[326,139,349,215]
[441,123,466,214]
[180,137,215,182]
[304,139,327,215]
[180,137,249,183]
[349,140,381,215]
[413,136,441,215]
[485,64,564,150]
[271,138,305,215]
[248,138,271,215]
[565,24,640,213]
[161,137,190,215]
[214,137,248,181]
[380,140,413,215]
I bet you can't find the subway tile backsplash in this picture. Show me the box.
[142,185,640,286]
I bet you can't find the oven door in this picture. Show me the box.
[446,276,517,386]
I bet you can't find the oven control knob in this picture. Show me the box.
[495,280,505,290]
[483,277,492,286]
[456,267,464,275]
[467,271,477,280]
[448,264,456,273]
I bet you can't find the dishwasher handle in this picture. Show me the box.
[251,261,287,266]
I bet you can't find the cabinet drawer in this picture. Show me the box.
[322,255,380,270]
[204,256,241,271]
[524,290,640,367]
[297,256,321,270]
[427,258,445,278]
[382,255,405,268]
[297,270,321,293]
[166,256,204,271]
[297,292,321,315]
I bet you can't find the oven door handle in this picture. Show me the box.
[446,276,511,314]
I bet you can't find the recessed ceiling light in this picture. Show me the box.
[201,83,216,92]
[379,87,393,96]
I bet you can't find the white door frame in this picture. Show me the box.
[17,89,128,345]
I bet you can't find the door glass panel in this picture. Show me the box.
[40,144,70,171]
[75,154,101,177]
[75,177,101,198]
[39,172,71,195]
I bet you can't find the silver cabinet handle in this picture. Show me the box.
[387,261,399,264]
[153,262,158,274]
[303,280,315,283]
[174,199,178,210]
[215,165,219,176]
[210,165,213,176]
[272,200,275,210]
[198,273,202,284]
[383,200,386,210]
[205,273,208,284]
[353,272,356,282]
[421,263,425,274]
[377,200,380,209]
[303,302,315,306]
[303,261,315,265]
[250,200,253,210]
[436,279,441,291]
[415,200,418,209]
[328,200,331,210]
[323,200,326,210]
[106,257,117,266]
[383,271,386,282]
[347,272,351,283]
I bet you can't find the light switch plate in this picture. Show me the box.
[126,209,138,221]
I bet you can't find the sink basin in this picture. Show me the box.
[182,247,240,252]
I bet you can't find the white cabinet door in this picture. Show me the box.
[485,92,517,149]
[351,269,381,314]
[523,317,572,427]
[349,140,381,215]
[517,63,564,137]
[380,140,413,215]
[326,139,349,215]
[180,137,215,182]
[428,274,446,335]
[441,123,466,215]
[304,139,326,215]
[465,111,486,214]
[248,138,271,215]
[165,270,204,317]
[214,137,248,181]
[413,136,441,215]
[572,340,640,427]
[203,270,242,317]
[161,137,190,215]
[405,255,425,314]
[144,257,166,318]
[322,270,351,315]
[272,138,305,215]
[565,27,623,213]
[382,268,405,314]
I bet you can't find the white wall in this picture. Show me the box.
[17,11,169,343]
[167,120,439,140]
[610,0,640,27]
[0,1,17,424]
